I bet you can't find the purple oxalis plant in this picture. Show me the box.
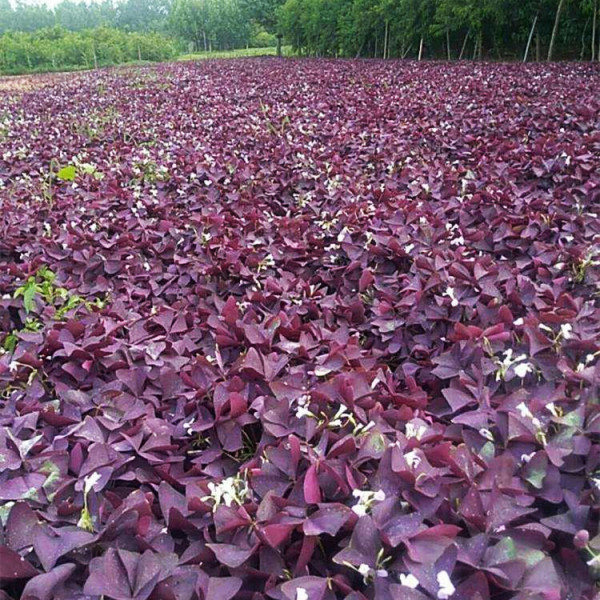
[0,59,598,600]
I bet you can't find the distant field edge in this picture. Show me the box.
[177,46,293,61]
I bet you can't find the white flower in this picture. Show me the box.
[521,452,535,464]
[444,286,459,307]
[373,490,386,502]
[399,573,420,589]
[404,243,415,254]
[296,588,308,600]
[560,323,572,339]
[351,489,384,515]
[328,405,352,429]
[404,450,421,470]
[479,428,494,442]
[203,475,249,511]
[8,361,18,373]
[546,402,559,417]
[83,471,102,495]
[405,422,427,440]
[295,395,314,420]
[375,569,388,578]
[436,570,455,599]
[513,362,533,378]
[587,554,600,569]
[358,564,371,576]
[296,405,313,419]
[514,318,524,326]
[354,421,375,436]
[516,402,534,420]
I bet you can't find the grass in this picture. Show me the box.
[177,46,292,61]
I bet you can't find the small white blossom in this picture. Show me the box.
[444,286,459,307]
[405,422,427,440]
[400,573,420,589]
[351,504,368,517]
[436,570,455,599]
[521,452,536,464]
[516,402,534,420]
[560,323,573,339]
[588,555,600,571]
[479,428,494,442]
[358,564,371,576]
[352,489,385,515]
[83,471,102,495]
[373,490,386,502]
[9,361,19,373]
[404,450,421,470]
[513,361,533,379]
[404,243,415,254]
[203,475,249,511]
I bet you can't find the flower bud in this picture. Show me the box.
[574,529,589,549]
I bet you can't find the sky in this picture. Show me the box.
[10,0,85,7]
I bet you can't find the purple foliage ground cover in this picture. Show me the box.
[0,59,599,600]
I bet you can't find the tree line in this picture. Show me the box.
[0,0,279,53]
[0,0,598,65]
[278,0,600,60]
[0,27,176,75]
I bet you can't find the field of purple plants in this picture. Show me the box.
[0,59,599,600]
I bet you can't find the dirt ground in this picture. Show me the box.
[0,72,74,92]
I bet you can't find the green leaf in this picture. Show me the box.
[23,285,37,313]
[56,165,77,181]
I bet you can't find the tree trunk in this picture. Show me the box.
[592,0,597,61]
[581,17,590,60]
[203,30,207,52]
[401,42,412,59]
[536,31,540,61]
[355,38,365,59]
[524,14,538,62]
[548,0,566,61]
[374,33,378,58]
[478,30,483,60]
[383,20,389,59]
[137,44,142,62]
[446,29,451,60]
[459,29,470,59]
[418,36,424,61]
